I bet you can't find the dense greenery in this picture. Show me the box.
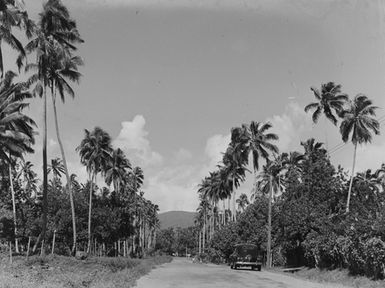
[0,0,159,259]
[195,84,383,279]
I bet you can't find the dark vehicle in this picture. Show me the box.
[229,244,263,271]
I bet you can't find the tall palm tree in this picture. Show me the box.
[25,0,83,254]
[304,82,348,125]
[247,121,279,182]
[105,148,131,193]
[0,71,35,253]
[77,127,112,253]
[0,0,34,76]
[339,94,380,213]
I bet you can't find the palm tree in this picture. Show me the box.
[236,193,249,212]
[304,82,348,125]
[221,144,248,221]
[374,164,385,193]
[283,151,304,182]
[0,70,35,253]
[339,94,380,213]
[0,0,34,76]
[25,0,83,254]
[48,157,65,180]
[256,156,286,269]
[300,138,327,162]
[48,157,65,195]
[105,148,131,193]
[19,160,38,196]
[246,121,279,185]
[77,127,112,253]
[128,166,144,193]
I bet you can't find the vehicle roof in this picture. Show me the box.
[235,243,258,247]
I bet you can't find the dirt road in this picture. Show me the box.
[135,258,347,288]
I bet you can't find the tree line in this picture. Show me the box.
[0,0,159,258]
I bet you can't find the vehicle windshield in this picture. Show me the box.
[234,245,258,257]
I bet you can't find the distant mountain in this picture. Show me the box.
[158,211,196,229]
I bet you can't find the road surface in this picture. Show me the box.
[135,258,347,288]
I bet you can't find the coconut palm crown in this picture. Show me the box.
[305,82,348,125]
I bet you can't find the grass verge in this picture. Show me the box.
[0,253,172,288]
[291,267,385,288]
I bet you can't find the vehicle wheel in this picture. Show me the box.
[234,265,237,270]
[257,265,261,271]
[251,266,256,270]
[230,263,234,269]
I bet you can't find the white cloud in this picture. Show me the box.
[113,115,163,167]
[173,148,193,163]
[204,133,231,169]
[144,163,201,212]
[267,102,311,152]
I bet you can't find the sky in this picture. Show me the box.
[7,0,385,212]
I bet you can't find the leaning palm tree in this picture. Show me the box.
[340,94,380,213]
[77,127,112,253]
[304,82,348,125]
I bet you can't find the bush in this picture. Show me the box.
[362,237,385,279]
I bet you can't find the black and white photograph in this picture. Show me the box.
[1,0,385,287]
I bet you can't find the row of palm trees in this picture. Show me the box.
[196,82,380,267]
[76,126,158,254]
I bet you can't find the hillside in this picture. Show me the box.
[158,211,196,229]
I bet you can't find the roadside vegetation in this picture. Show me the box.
[190,82,385,281]
[0,253,172,288]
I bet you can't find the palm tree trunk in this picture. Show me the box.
[87,172,95,253]
[232,180,236,221]
[202,212,206,252]
[346,143,358,213]
[198,230,201,255]
[267,175,273,268]
[9,157,19,253]
[222,201,225,225]
[51,91,77,255]
[33,86,48,254]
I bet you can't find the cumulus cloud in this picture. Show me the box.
[173,148,193,163]
[267,102,311,152]
[113,115,163,167]
[145,164,200,212]
[204,133,231,169]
